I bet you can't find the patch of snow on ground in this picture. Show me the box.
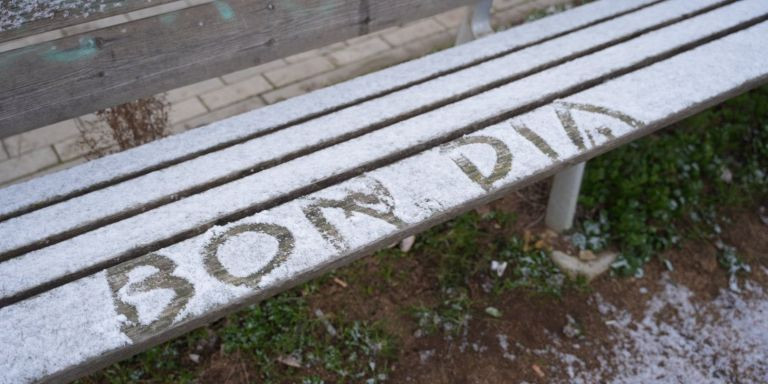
[1,0,114,31]
[496,334,516,361]
[550,275,768,383]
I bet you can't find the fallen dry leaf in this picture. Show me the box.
[333,277,348,288]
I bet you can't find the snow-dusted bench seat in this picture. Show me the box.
[2,0,768,382]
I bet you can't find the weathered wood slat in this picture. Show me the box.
[3,21,766,384]
[0,0,182,44]
[1,0,764,307]
[0,0,479,137]
[0,0,726,262]
[0,0,659,221]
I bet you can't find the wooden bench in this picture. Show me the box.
[2,0,768,382]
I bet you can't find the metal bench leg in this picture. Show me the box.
[545,162,586,233]
[455,0,494,45]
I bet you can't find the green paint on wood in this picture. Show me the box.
[0,45,47,68]
[214,1,235,21]
[43,36,99,62]
[159,12,178,25]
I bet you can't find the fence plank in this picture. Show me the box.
[0,0,184,44]
[0,0,476,137]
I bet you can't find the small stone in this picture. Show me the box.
[551,250,618,281]
[188,353,200,364]
[277,355,302,368]
[399,235,416,252]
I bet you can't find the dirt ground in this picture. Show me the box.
[196,186,768,384]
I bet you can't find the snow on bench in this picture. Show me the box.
[1,0,767,382]
[0,0,728,262]
[0,0,758,305]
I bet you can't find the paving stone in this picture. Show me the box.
[165,78,225,103]
[0,147,59,185]
[221,60,287,84]
[328,37,392,66]
[284,42,347,64]
[264,57,335,87]
[53,136,87,163]
[401,30,455,58]
[3,119,79,158]
[181,96,266,131]
[168,97,208,126]
[435,8,468,29]
[263,46,413,104]
[200,76,273,110]
[381,18,446,46]
[345,27,398,46]
[53,121,119,162]
[0,144,7,161]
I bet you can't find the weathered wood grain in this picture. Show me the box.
[0,0,659,221]
[3,21,766,383]
[0,0,181,44]
[0,0,477,137]
[1,0,765,308]
[0,0,726,263]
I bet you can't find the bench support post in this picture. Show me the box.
[545,162,585,233]
[456,0,494,45]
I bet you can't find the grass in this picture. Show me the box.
[405,209,576,337]
[80,287,395,384]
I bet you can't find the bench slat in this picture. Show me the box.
[0,0,727,261]
[3,21,766,384]
[0,0,479,137]
[0,0,659,220]
[1,0,764,306]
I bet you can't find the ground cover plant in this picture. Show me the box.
[574,86,768,277]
